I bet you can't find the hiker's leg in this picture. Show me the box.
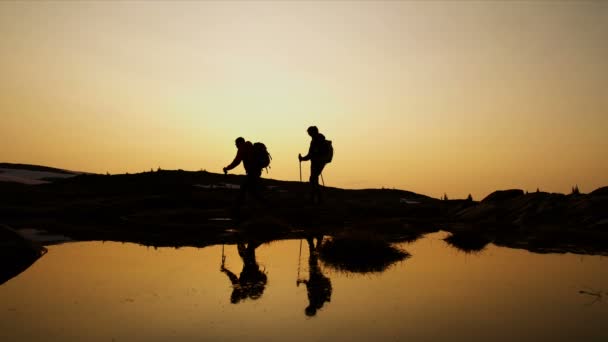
[238,178,248,203]
[306,237,316,254]
[310,162,326,203]
[315,235,324,249]
[234,176,249,216]
[248,171,265,205]
[309,164,320,203]
[317,163,326,203]
[237,243,247,258]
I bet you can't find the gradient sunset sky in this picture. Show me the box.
[1,1,606,199]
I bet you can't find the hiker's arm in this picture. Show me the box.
[224,151,243,171]
[221,267,239,285]
[300,143,313,161]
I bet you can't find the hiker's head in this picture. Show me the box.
[305,305,317,316]
[307,126,319,137]
[235,137,245,148]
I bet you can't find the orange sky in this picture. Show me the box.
[1,1,607,199]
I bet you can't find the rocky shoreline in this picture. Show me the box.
[1,169,606,255]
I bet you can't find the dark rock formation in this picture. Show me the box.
[1,166,607,254]
[590,186,608,197]
[1,225,47,285]
[452,190,608,231]
[481,189,525,203]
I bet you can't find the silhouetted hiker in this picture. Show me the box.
[221,241,267,304]
[223,137,267,216]
[297,236,332,316]
[298,126,333,204]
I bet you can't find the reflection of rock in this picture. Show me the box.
[1,225,47,285]
[318,237,409,274]
[444,232,491,253]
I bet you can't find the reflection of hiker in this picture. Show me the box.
[221,241,267,304]
[298,126,332,204]
[223,137,266,213]
[297,236,332,316]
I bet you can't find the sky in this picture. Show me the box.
[1,1,607,199]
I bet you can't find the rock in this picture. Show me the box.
[0,225,47,285]
[481,189,525,203]
[590,186,608,197]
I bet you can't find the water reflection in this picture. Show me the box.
[318,236,410,274]
[297,236,332,316]
[443,232,492,253]
[1,226,48,286]
[1,233,608,341]
[221,240,267,303]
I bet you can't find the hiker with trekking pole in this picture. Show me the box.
[298,126,333,205]
[296,235,332,316]
[220,240,267,304]
[223,137,271,217]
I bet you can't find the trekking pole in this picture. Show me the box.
[298,155,302,182]
[296,239,302,285]
[320,173,325,187]
[221,244,225,267]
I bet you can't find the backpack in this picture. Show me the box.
[320,139,333,164]
[252,142,272,171]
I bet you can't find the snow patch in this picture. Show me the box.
[0,168,77,184]
[194,183,240,189]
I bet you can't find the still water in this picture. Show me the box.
[1,232,607,341]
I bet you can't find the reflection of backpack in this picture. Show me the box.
[320,140,333,164]
[252,142,271,170]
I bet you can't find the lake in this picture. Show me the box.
[1,231,607,341]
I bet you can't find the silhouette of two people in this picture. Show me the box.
[297,235,332,316]
[223,137,265,216]
[220,236,332,316]
[221,240,267,304]
[299,126,330,204]
[223,126,331,210]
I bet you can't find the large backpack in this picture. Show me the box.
[320,139,333,164]
[252,142,272,171]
